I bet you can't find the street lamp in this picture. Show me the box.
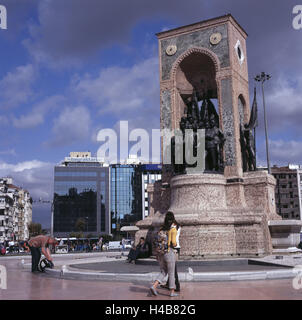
[255,72,272,174]
[85,216,89,233]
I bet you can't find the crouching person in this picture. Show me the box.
[26,235,58,272]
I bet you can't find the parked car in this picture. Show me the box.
[107,240,132,250]
[108,241,122,250]
[124,239,133,249]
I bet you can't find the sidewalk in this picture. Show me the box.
[1,258,302,300]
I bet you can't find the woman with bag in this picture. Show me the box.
[150,211,180,297]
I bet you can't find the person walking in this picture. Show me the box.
[98,236,103,251]
[121,238,126,256]
[150,211,180,297]
[161,218,181,292]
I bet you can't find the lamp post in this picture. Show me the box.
[255,72,272,174]
[85,216,89,234]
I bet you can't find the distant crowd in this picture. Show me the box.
[0,237,108,255]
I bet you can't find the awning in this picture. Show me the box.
[120,226,139,232]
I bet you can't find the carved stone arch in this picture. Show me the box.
[170,47,221,81]
[169,47,221,130]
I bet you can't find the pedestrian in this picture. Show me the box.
[0,243,6,255]
[21,235,58,273]
[161,214,181,292]
[9,240,14,253]
[150,211,180,297]
[121,238,126,256]
[98,236,103,251]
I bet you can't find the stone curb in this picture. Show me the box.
[45,266,298,282]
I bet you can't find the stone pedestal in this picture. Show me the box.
[137,171,279,258]
[268,220,302,254]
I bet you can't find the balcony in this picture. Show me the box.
[280,199,291,205]
[280,208,297,214]
[279,189,289,194]
[278,179,290,184]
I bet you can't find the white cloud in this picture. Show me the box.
[0,149,16,156]
[0,160,48,173]
[23,0,204,68]
[0,160,53,199]
[13,113,44,129]
[257,139,302,167]
[73,57,159,123]
[270,140,302,165]
[0,64,36,108]
[12,95,65,129]
[46,105,91,147]
[259,75,302,135]
[0,159,54,227]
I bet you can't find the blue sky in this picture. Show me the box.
[0,0,302,227]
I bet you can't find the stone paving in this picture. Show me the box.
[1,252,302,299]
[1,256,302,300]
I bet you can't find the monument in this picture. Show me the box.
[136,14,281,258]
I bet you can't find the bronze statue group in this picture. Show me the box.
[171,88,257,175]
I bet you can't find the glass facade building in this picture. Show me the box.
[110,164,143,239]
[141,164,162,218]
[53,161,109,237]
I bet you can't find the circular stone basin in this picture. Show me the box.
[69,258,289,274]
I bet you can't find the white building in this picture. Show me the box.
[0,178,32,243]
[271,164,302,220]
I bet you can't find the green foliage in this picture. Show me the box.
[75,218,86,232]
[100,234,113,243]
[69,232,84,238]
[28,222,43,237]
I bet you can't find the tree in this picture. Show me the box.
[28,222,43,237]
[69,232,83,238]
[75,218,86,233]
[101,234,113,244]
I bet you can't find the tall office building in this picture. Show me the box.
[271,165,302,220]
[53,152,110,237]
[110,164,143,239]
[141,164,162,218]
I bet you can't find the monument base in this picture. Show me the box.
[136,170,280,258]
[268,220,302,254]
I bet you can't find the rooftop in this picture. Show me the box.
[156,14,248,39]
